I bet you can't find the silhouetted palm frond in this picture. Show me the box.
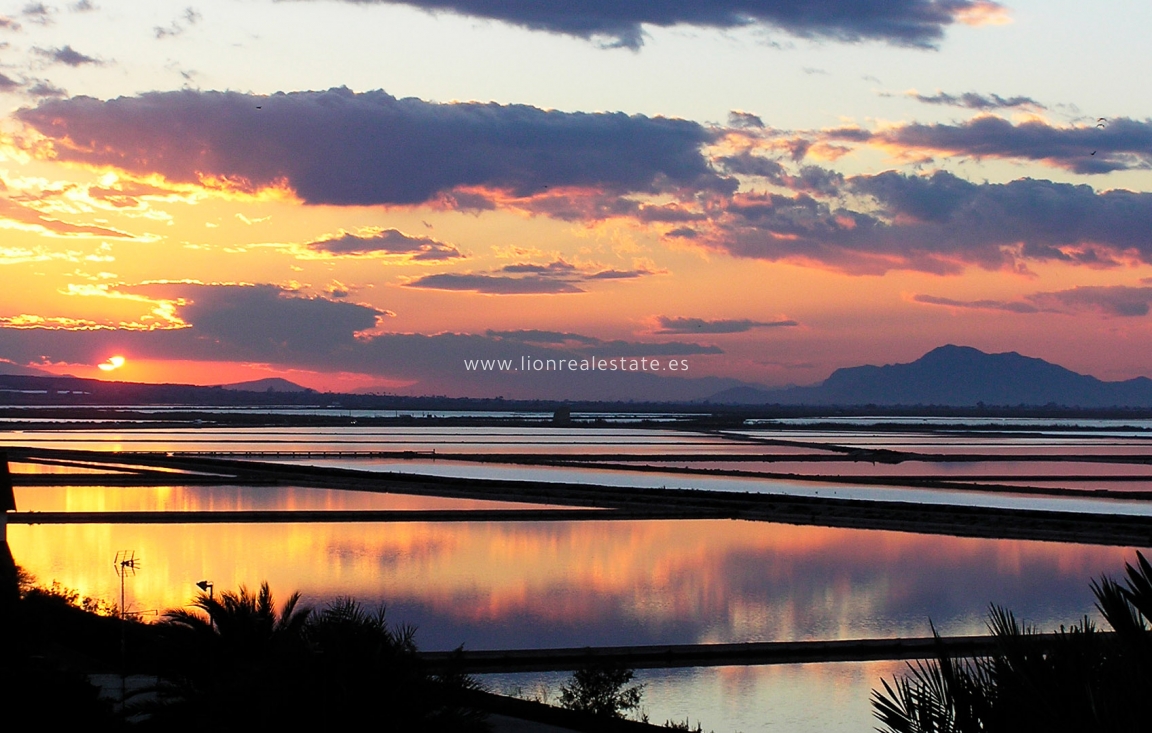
[162,581,311,658]
[875,553,1152,733]
[148,584,490,731]
[872,662,955,733]
[1094,576,1144,640]
[1120,551,1152,625]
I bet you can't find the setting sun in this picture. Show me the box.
[97,356,127,372]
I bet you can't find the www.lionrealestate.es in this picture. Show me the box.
[464,356,689,372]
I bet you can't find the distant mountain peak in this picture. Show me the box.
[219,377,311,393]
[920,344,986,359]
[710,345,1152,407]
[0,360,54,377]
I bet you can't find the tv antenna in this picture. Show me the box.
[114,550,139,620]
[114,550,140,698]
[114,548,138,608]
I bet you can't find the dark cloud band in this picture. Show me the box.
[906,91,1042,110]
[880,116,1152,174]
[305,229,463,260]
[404,260,655,294]
[656,316,798,333]
[18,87,727,206]
[915,286,1152,317]
[405,273,586,294]
[0,282,730,400]
[1030,286,1152,317]
[337,0,997,49]
[711,170,1152,274]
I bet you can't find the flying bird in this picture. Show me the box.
[1090,118,1106,155]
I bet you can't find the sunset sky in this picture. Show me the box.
[0,0,1150,399]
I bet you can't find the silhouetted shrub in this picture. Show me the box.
[558,659,644,719]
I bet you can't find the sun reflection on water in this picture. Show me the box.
[8,517,1136,652]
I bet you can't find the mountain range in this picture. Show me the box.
[2,345,1152,408]
[709,345,1152,407]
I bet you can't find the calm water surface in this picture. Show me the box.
[639,459,1152,477]
[276,457,1152,516]
[6,423,1151,731]
[0,426,804,455]
[483,661,905,732]
[10,516,1136,647]
[9,514,1141,732]
[13,484,555,513]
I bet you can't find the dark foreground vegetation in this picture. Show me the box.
[0,564,678,731]
[141,584,487,731]
[0,571,486,731]
[0,567,125,727]
[874,552,1152,733]
[557,660,645,718]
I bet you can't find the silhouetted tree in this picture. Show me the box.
[164,581,310,656]
[558,659,644,719]
[139,585,488,731]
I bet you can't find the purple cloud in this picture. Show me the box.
[912,294,1041,313]
[1029,286,1152,317]
[914,286,1152,318]
[404,273,586,294]
[904,90,1043,111]
[326,0,1000,49]
[655,316,799,333]
[18,88,728,206]
[305,229,463,260]
[880,116,1152,174]
[710,170,1152,274]
[33,44,100,66]
[405,259,655,294]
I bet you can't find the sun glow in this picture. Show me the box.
[97,355,126,372]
